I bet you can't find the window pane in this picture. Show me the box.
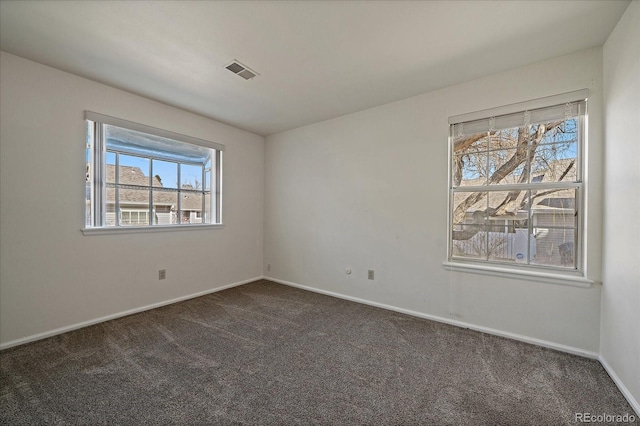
[106,202,116,227]
[531,188,577,228]
[85,184,92,227]
[119,155,150,186]
[153,188,177,225]
[119,188,149,225]
[120,210,149,226]
[181,192,202,224]
[452,132,489,187]
[105,123,212,163]
[489,127,521,150]
[451,224,489,260]
[531,142,578,183]
[487,191,526,262]
[152,160,178,189]
[530,188,576,267]
[452,191,487,225]
[452,190,489,260]
[531,229,576,268]
[454,153,486,186]
[204,192,212,223]
[487,149,527,185]
[205,158,212,190]
[488,189,530,218]
[181,164,202,190]
[452,132,489,153]
[106,152,117,183]
[539,118,579,145]
[85,143,93,227]
[485,231,512,262]
[204,170,211,191]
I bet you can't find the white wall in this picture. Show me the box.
[265,48,604,354]
[602,0,640,413]
[0,52,264,347]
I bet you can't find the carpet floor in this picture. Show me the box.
[1,280,637,425]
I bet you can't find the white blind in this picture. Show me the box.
[449,90,588,137]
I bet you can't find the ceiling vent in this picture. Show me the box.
[225,60,259,80]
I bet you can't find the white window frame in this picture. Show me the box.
[83,112,224,235]
[120,209,149,226]
[444,90,594,286]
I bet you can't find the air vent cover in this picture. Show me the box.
[225,62,244,74]
[237,69,256,80]
[225,60,259,80]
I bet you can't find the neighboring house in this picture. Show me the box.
[86,165,204,226]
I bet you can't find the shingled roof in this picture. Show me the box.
[105,165,204,211]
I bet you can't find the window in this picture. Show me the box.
[120,210,149,226]
[448,91,586,273]
[85,112,223,230]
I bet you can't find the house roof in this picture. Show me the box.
[105,165,204,211]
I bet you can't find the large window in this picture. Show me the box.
[448,91,586,272]
[85,112,223,230]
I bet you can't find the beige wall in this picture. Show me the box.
[265,48,605,354]
[602,0,640,414]
[0,52,265,346]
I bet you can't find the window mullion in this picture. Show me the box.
[485,188,489,261]
[485,132,490,186]
[177,163,182,224]
[115,153,120,227]
[527,190,533,265]
[149,160,153,226]
[525,124,532,264]
[92,122,104,227]
[216,151,222,223]
[452,182,581,193]
[201,164,206,223]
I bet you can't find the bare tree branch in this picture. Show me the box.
[515,159,575,211]
[452,121,563,227]
[453,155,464,187]
[453,131,495,153]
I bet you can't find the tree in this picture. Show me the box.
[452,119,576,236]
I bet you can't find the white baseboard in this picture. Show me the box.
[266,276,600,360]
[599,356,640,417]
[0,276,265,351]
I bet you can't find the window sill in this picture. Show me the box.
[442,261,596,288]
[82,223,224,236]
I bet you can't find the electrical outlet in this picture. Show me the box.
[368,270,374,280]
[159,269,166,280]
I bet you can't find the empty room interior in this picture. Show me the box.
[1,1,638,424]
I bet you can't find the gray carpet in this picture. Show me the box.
[1,280,637,425]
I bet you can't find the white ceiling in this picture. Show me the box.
[0,0,630,136]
